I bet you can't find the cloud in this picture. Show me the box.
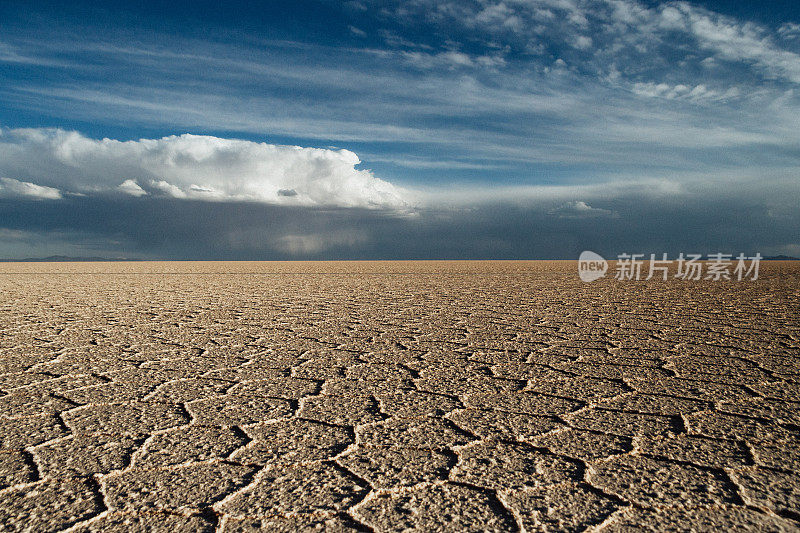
[779,23,800,41]
[349,25,367,37]
[118,179,147,197]
[631,82,740,102]
[0,128,407,209]
[573,35,593,50]
[401,50,506,70]
[0,40,73,67]
[150,180,188,199]
[672,3,800,84]
[273,230,368,254]
[388,0,800,87]
[0,177,61,199]
[0,228,32,240]
[550,200,617,218]
[2,186,797,260]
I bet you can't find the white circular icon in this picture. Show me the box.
[578,251,607,282]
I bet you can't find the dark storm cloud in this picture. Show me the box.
[2,192,797,260]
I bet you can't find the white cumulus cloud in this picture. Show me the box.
[550,200,617,218]
[118,179,147,197]
[0,177,62,199]
[0,128,407,208]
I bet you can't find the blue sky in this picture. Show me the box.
[1,0,799,259]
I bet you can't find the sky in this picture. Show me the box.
[0,0,799,259]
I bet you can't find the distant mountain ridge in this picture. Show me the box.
[763,255,800,261]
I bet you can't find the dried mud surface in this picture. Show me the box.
[0,260,798,532]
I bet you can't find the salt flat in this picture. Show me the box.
[0,261,798,531]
